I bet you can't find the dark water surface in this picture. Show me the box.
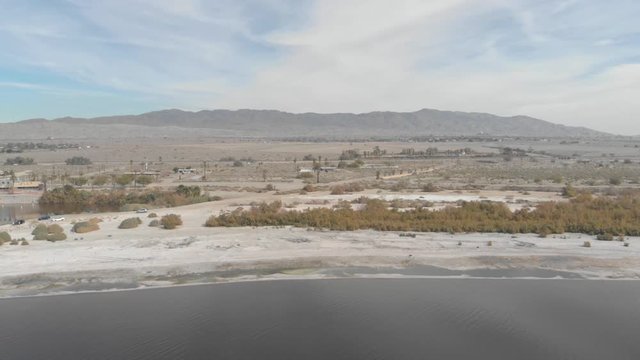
[1,279,639,360]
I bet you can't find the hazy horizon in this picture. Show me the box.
[1,0,639,134]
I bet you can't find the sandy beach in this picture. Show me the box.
[1,191,638,297]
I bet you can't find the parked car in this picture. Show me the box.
[12,219,25,225]
[38,215,51,221]
[51,216,65,222]
[136,208,148,213]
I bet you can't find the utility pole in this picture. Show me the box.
[202,161,207,181]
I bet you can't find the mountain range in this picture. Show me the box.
[0,108,606,140]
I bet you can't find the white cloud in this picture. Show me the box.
[1,0,639,133]
[215,0,640,134]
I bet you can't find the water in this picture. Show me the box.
[1,279,639,360]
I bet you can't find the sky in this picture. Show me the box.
[0,0,639,134]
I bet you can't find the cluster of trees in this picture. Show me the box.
[65,156,92,165]
[362,146,387,158]
[339,149,361,160]
[205,193,640,237]
[39,185,212,213]
[60,174,154,188]
[4,156,34,165]
[0,142,79,153]
[398,147,474,157]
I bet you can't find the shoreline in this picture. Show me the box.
[2,198,639,298]
[4,269,639,301]
[1,225,639,298]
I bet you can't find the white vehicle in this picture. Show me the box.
[51,216,65,222]
[136,208,148,213]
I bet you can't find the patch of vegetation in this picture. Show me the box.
[148,219,161,227]
[135,175,154,186]
[4,156,34,165]
[302,184,315,192]
[32,224,48,240]
[148,212,158,218]
[204,193,640,237]
[330,183,364,195]
[47,232,67,242]
[422,183,438,192]
[0,231,11,244]
[69,177,88,187]
[609,177,623,186]
[175,185,201,197]
[91,175,110,186]
[561,184,577,198]
[31,223,67,241]
[47,224,64,234]
[0,142,79,153]
[39,185,214,214]
[65,156,92,165]
[160,214,182,229]
[119,217,142,229]
[596,233,614,241]
[72,218,101,233]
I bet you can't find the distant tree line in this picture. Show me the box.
[0,142,80,153]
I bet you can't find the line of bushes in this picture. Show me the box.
[204,193,640,237]
[39,185,217,214]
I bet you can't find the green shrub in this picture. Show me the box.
[148,219,160,227]
[47,232,67,242]
[160,214,182,229]
[609,177,622,186]
[596,233,614,241]
[47,224,64,234]
[0,231,11,244]
[33,230,49,240]
[148,212,158,218]
[119,217,142,229]
[32,224,47,237]
[20,239,29,246]
[422,183,438,192]
[561,184,577,198]
[72,220,100,233]
[583,241,591,248]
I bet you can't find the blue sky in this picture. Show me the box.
[0,0,639,134]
